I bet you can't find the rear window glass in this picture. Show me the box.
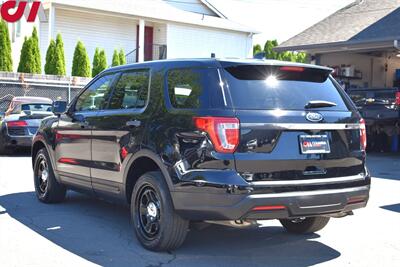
[167,68,224,109]
[224,65,349,111]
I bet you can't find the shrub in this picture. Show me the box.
[72,41,91,77]
[112,49,120,67]
[17,37,36,73]
[92,48,100,77]
[119,48,126,65]
[0,19,13,72]
[31,27,41,73]
[54,33,66,75]
[44,39,56,75]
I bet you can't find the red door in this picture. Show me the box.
[136,26,154,61]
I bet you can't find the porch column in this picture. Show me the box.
[138,19,145,62]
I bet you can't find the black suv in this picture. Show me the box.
[32,59,370,251]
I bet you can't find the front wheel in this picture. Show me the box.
[280,216,330,234]
[131,171,189,251]
[33,148,66,203]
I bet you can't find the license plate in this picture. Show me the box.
[299,135,331,154]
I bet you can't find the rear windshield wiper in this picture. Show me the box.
[305,100,337,109]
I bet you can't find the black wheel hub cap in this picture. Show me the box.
[36,155,49,195]
[137,186,161,240]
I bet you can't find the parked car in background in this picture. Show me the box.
[348,88,400,152]
[0,97,54,154]
[32,59,370,251]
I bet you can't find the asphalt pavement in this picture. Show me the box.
[0,152,399,267]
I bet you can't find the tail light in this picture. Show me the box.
[193,117,240,153]
[360,118,367,151]
[395,91,400,106]
[279,66,305,72]
[6,121,28,127]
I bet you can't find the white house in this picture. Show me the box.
[7,0,257,75]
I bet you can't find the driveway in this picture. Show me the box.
[0,153,399,267]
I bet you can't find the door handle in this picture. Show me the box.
[126,120,141,127]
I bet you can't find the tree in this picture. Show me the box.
[72,41,91,77]
[99,49,107,72]
[44,39,56,75]
[18,37,37,73]
[92,48,100,77]
[264,40,278,60]
[0,19,13,72]
[31,27,41,73]
[119,49,126,65]
[112,49,120,67]
[53,33,66,75]
[253,44,262,56]
[262,39,308,63]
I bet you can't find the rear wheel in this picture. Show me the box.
[131,171,189,251]
[280,216,330,234]
[33,148,66,203]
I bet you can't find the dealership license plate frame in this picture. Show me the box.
[299,135,331,154]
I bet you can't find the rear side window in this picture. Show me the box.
[167,68,224,109]
[108,70,150,110]
[224,65,349,111]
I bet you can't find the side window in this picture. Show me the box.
[167,68,203,109]
[75,74,115,112]
[108,70,150,110]
[166,68,224,109]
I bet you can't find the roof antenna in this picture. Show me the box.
[211,53,216,58]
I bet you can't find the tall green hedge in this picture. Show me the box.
[44,39,56,75]
[92,48,107,77]
[0,19,13,72]
[18,37,35,73]
[53,33,66,75]
[119,48,126,65]
[17,28,42,74]
[99,49,107,72]
[31,27,41,74]
[112,49,120,67]
[72,41,91,77]
[92,48,100,77]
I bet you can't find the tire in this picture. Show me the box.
[0,137,10,155]
[280,216,330,234]
[131,171,189,251]
[33,148,66,203]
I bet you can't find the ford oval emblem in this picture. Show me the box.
[306,112,323,122]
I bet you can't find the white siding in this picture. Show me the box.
[166,23,251,59]
[55,8,137,75]
[40,16,49,71]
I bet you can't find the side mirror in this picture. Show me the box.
[52,101,67,116]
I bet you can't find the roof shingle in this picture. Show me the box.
[278,0,400,50]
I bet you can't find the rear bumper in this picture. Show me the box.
[171,174,370,220]
[1,133,33,148]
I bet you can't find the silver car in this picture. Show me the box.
[0,97,53,154]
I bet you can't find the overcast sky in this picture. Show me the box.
[209,0,354,45]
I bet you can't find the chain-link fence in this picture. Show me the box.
[0,72,91,112]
